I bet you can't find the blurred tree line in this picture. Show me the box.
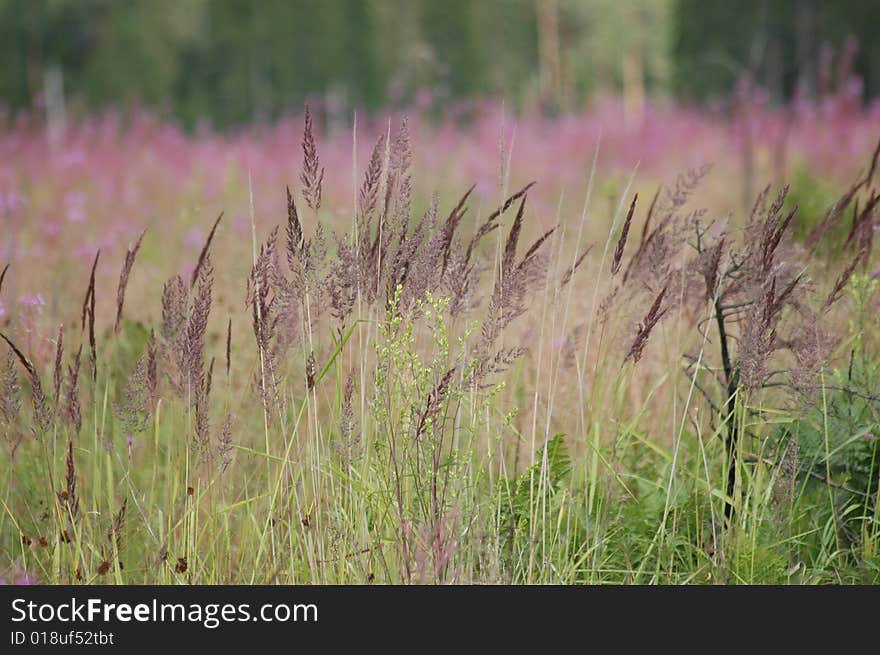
[673,0,880,103]
[0,0,877,128]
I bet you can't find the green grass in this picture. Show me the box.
[2,129,879,586]
[3,275,877,585]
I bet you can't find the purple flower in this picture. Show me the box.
[15,573,38,585]
[0,190,25,215]
[42,220,62,237]
[65,191,87,224]
[184,226,204,249]
[232,214,250,235]
[19,293,46,314]
[0,569,38,585]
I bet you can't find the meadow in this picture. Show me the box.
[1,85,879,584]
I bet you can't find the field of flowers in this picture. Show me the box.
[1,86,879,584]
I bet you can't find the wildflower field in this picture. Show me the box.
[1,88,879,584]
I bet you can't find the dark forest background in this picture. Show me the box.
[2,0,878,128]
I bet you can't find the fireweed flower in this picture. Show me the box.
[232,214,250,235]
[0,189,25,215]
[65,191,87,224]
[42,219,62,238]
[0,569,38,585]
[185,226,205,250]
[15,572,38,585]
[19,293,46,314]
